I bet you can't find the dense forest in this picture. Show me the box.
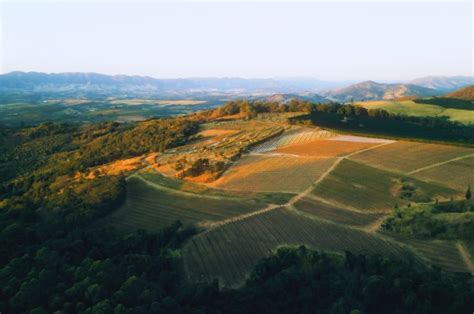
[1,101,474,313]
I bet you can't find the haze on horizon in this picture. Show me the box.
[1,0,472,81]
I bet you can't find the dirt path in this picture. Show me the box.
[407,153,474,175]
[203,143,389,231]
[345,141,395,158]
[456,242,474,274]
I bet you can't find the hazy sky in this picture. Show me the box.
[1,0,472,80]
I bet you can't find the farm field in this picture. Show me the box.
[102,173,290,232]
[211,155,337,193]
[312,159,456,212]
[380,231,470,273]
[357,100,474,124]
[294,197,385,227]
[274,139,377,157]
[412,156,474,190]
[350,141,474,174]
[183,207,411,287]
[251,128,335,153]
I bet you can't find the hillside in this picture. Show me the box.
[1,102,473,312]
[324,80,440,101]
[410,76,474,91]
[447,85,474,100]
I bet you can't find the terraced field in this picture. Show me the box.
[252,128,334,153]
[350,141,474,174]
[412,156,474,190]
[294,197,385,227]
[103,174,290,232]
[212,155,337,193]
[312,159,456,212]
[183,207,412,287]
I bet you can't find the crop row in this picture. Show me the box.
[183,207,411,288]
[102,176,266,232]
[252,129,334,153]
[294,197,385,227]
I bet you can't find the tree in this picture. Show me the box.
[466,186,472,200]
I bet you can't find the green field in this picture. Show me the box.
[103,173,292,232]
[358,100,474,124]
[183,207,411,287]
[312,159,456,212]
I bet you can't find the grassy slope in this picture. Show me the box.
[357,100,474,124]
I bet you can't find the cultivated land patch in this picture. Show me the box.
[312,159,456,212]
[211,155,337,193]
[103,174,289,232]
[412,156,474,190]
[252,128,335,153]
[294,197,385,227]
[381,231,470,273]
[350,141,474,174]
[274,139,377,158]
[183,207,414,288]
[328,135,394,144]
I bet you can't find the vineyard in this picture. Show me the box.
[212,155,337,193]
[412,156,474,190]
[312,159,456,212]
[381,231,470,273]
[183,207,413,287]
[294,197,385,227]
[103,174,288,232]
[251,128,335,153]
[99,114,474,288]
[275,139,377,157]
[350,141,474,173]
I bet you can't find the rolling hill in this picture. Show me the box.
[446,85,474,100]
[410,76,474,92]
[323,80,440,101]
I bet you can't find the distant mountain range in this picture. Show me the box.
[322,81,441,102]
[408,76,474,91]
[0,71,348,96]
[0,71,472,102]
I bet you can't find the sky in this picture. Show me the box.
[0,0,472,81]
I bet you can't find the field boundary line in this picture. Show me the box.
[200,204,281,232]
[302,194,388,214]
[456,242,474,274]
[407,153,474,175]
[344,141,395,158]
[287,157,344,206]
